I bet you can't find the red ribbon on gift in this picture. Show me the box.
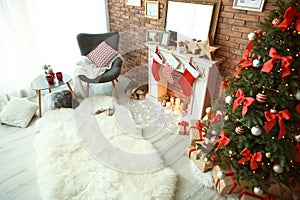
[210,111,223,125]
[261,47,293,78]
[215,131,231,152]
[238,148,262,170]
[188,148,196,158]
[277,6,300,32]
[215,167,237,194]
[263,109,290,140]
[232,89,255,118]
[190,120,203,141]
[178,121,189,135]
[239,190,276,200]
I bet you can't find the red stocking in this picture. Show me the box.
[152,46,163,81]
[178,59,199,96]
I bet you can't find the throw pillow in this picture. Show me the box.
[0,97,38,128]
[87,41,118,68]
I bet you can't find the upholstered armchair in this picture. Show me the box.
[76,32,122,98]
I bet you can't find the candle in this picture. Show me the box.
[166,102,172,109]
[162,100,166,107]
[170,97,174,105]
[175,98,181,106]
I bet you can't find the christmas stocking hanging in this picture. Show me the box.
[162,64,175,84]
[152,46,163,81]
[178,59,200,96]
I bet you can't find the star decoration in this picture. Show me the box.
[185,39,200,55]
[197,39,219,60]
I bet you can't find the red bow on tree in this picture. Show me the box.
[232,89,255,118]
[277,6,300,32]
[210,111,223,125]
[233,41,254,76]
[261,47,293,78]
[238,148,262,170]
[263,109,290,140]
[214,131,231,152]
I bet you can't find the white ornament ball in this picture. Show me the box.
[295,90,300,101]
[273,164,284,174]
[248,32,257,41]
[211,130,217,135]
[252,59,260,68]
[217,171,225,179]
[225,115,229,121]
[206,107,213,114]
[225,96,233,104]
[251,126,262,136]
[253,186,263,195]
[295,135,300,142]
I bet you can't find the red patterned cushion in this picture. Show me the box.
[87,41,118,68]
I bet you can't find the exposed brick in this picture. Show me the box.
[223,18,245,26]
[234,13,259,22]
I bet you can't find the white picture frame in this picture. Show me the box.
[233,0,265,12]
[145,1,159,19]
[125,0,141,6]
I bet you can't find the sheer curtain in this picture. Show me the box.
[0,0,108,97]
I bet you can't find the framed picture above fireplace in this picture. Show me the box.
[233,0,265,12]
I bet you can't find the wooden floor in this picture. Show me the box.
[0,79,236,200]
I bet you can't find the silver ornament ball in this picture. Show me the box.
[252,59,260,68]
[253,186,263,195]
[248,32,257,41]
[295,90,300,101]
[225,96,233,104]
[251,126,262,136]
[273,164,284,174]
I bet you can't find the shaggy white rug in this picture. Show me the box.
[34,95,178,200]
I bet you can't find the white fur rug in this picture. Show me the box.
[34,95,178,200]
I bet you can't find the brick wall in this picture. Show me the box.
[108,0,277,98]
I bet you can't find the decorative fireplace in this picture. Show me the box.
[146,44,222,120]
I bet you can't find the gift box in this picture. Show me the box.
[178,120,189,135]
[212,165,247,195]
[267,182,293,200]
[190,120,205,146]
[239,189,275,200]
[186,145,197,158]
[190,150,214,172]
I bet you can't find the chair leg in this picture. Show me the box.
[86,82,89,97]
[111,80,118,99]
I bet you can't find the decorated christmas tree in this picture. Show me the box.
[210,0,300,196]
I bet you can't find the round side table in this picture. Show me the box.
[31,73,77,117]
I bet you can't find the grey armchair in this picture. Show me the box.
[76,32,122,98]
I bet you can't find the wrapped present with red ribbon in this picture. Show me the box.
[212,165,248,195]
[178,121,189,135]
[190,120,205,146]
[187,146,214,172]
[239,189,275,200]
[186,145,197,158]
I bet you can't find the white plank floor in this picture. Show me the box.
[0,79,237,200]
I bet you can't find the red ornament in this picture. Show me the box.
[256,92,267,103]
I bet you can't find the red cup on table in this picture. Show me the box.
[56,72,63,81]
[46,75,54,85]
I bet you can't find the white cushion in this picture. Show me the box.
[0,98,38,128]
[87,41,118,68]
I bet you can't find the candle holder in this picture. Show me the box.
[56,72,63,81]
[46,74,54,85]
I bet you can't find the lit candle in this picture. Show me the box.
[175,98,181,106]
[170,97,174,105]
[162,100,166,107]
[166,102,172,109]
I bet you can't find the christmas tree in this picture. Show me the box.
[211,0,300,195]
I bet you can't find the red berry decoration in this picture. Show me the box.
[256,92,267,103]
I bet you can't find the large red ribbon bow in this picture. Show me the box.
[233,41,254,76]
[263,109,290,140]
[214,131,231,152]
[232,89,255,118]
[238,148,262,170]
[178,121,189,135]
[261,47,293,78]
[277,6,300,32]
[190,120,203,140]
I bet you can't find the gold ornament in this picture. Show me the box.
[197,39,219,60]
[265,152,271,158]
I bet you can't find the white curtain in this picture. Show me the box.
[0,0,108,97]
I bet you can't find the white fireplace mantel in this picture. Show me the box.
[146,44,222,120]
